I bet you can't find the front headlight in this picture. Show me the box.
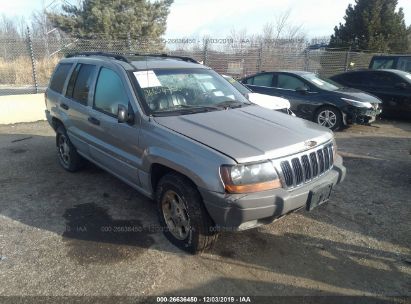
[341,97,372,108]
[220,161,282,193]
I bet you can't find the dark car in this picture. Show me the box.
[369,55,411,73]
[330,69,411,119]
[241,71,382,130]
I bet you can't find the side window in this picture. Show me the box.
[94,67,129,116]
[49,63,72,93]
[367,72,397,88]
[277,74,307,90]
[371,58,394,69]
[252,73,273,87]
[66,64,96,105]
[340,72,365,86]
[244,77,254,85]
[397,57,411,72]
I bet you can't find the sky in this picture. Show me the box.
[1,0,410,39]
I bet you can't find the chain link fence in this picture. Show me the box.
[0,32,394,96]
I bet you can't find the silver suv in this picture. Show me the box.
[45,52,346,253]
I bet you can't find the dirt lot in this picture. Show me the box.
[0,120,410,300]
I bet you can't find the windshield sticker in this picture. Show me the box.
[194,74,213,80]
[133,70,161,88]
[213,90,224,96]
[311,79,325,86]
[203,82,216,90]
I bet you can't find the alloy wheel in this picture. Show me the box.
[58,135,70,166]
[317,110,337,129]
[161,190,190,240]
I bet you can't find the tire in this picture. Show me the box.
[56,126,85,172]
[156,173,218,254]
[314,106,343,131]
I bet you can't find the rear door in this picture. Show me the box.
[86,65,142,187]
[60,62,98,158]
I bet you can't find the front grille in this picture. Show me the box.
[276,143,334,189]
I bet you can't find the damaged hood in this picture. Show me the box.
[154,105,333,163]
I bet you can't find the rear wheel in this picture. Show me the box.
[56,126,85,172]
[156,173,218,254]
[315,106,343,131]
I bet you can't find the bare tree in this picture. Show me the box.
[261,9,306,42]
[0,15,20,38]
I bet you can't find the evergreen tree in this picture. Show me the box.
[47,0,173,40]
[330,0,409,52]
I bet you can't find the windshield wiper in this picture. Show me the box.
[214,100,249,109]
[151,104,222,116]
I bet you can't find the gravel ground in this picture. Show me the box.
[0,120,410,300]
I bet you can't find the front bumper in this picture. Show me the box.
[344,105,382,125]
[200,155,346,230]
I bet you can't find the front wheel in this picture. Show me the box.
[156,173,218,254]
[315,106,343,131]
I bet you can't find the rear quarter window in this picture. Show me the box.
[49,63,72,93]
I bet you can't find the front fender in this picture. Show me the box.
[139,120,236,193]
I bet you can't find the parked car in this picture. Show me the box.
[46,52,346,253]
[222,75,295,115]
[330,69,411,119]
[241,71,382,130]
[369,55,411,73]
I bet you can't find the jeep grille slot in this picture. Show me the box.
[276,143,334,189]
[301,155,311,180]
[291,158,303,185]
[280,161,293,187]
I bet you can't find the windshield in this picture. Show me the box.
[223,75,251,95]
[301,74,341,91]
[135,68,250,115]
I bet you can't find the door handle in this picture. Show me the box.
[60,103,69,110]
[88,116,100,126]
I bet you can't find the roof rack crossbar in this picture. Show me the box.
[65,52,131,63]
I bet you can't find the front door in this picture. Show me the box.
[87,66,142,187]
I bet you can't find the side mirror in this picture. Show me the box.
[296,87,309,94]
[118,104,134,124]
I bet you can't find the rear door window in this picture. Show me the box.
[49,63,72,93]
[66,64,97,105]
[277,74,308,90]
[252,73,274,87]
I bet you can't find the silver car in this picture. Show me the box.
[45,52,346,253]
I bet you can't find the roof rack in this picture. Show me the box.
[65,52,131,63]
[129,53,200,64]
[66,51,200,64]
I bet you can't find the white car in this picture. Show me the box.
[223,75,295,115]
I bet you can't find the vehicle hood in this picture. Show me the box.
[247,93,291,110]
[333,88,382,104]
[154,105,333,163]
